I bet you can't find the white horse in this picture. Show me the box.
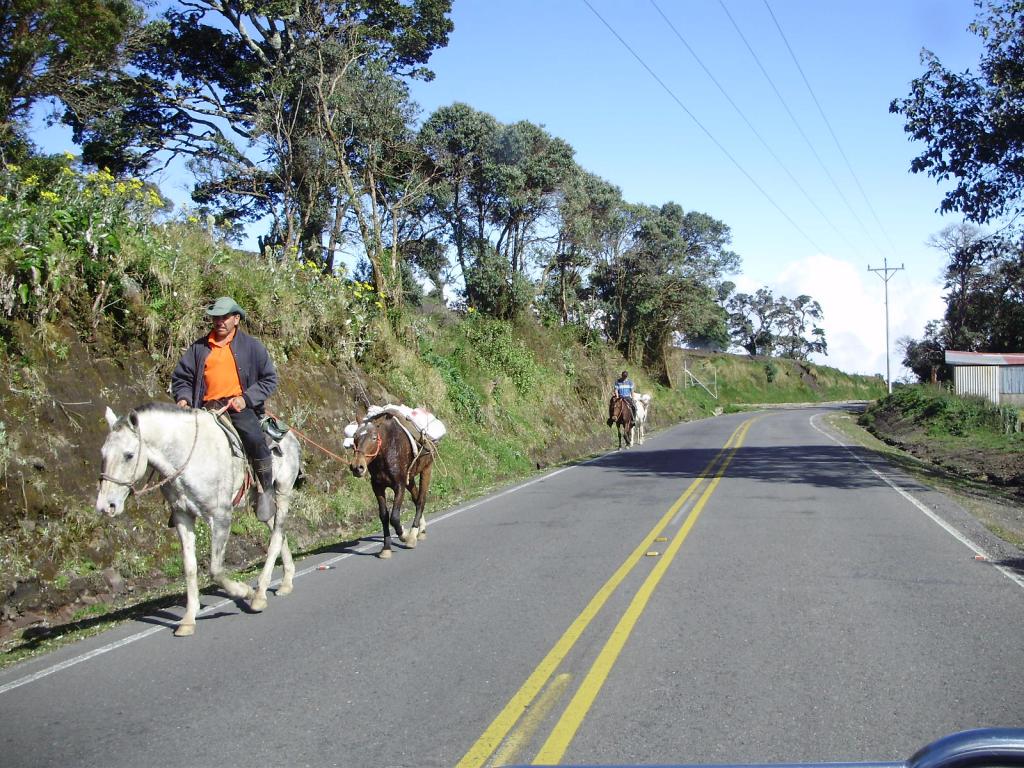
[95,403,302,636]
[632,393,651,445]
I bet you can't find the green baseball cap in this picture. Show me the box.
[206,296,246,319]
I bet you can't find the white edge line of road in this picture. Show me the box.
[810,413,1024,592]
[0,454,604,696]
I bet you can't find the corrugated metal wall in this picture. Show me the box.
[953,365,1000,404]
[1001,366,1024,393]
[1000,366,1024,406]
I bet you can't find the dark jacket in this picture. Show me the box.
[170,329,278,415]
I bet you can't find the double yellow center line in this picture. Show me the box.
[458,416,757,767]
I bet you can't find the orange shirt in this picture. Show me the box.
[203,329,243,402]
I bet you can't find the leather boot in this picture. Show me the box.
[254,458,277,523]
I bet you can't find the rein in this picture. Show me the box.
[265,408,350,464]
[99,411,201,497]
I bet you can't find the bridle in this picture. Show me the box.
[98,411,201,498]
[352,428,383,462]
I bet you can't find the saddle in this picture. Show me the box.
[207,410,288,459]
[363,405,441,468]
[368,409,435,456]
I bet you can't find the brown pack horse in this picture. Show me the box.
[349,414,434,559]
[610,395,634,449]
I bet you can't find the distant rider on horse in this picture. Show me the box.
[171,296,279,522]
[607,370,637,426]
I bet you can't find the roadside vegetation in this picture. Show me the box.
[860,386,1024,483]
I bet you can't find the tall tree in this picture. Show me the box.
[418,103,499,302]
[64,0,452,268]
[929,222,990,349]
[898,320,949,383]
[891,0,1024,232]
[418,107,574,318]
[727,287,781,356]
[592,203,740,374]
[0,0,140,157]
[539,168,624,326]
[774,294,827,359]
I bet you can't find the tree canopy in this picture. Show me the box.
[891,0,1024,233]
[0,0,141,158]
[0,0,837,381]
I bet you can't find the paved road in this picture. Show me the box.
[1,407,1021,768]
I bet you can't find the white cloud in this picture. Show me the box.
[736,254,945,379]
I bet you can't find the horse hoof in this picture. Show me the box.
[378,548,392,559]
[276,584,293,597]
[174,622,196,637]
[250,595,267,612]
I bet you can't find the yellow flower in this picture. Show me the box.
[115,182,127,194]
[187,216,199,224]
[40,191,60,203]
[61,166,75,177]
[5,164,19,173]
[62,152,75,161]
[24,175,38,186]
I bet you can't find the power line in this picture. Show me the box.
[717,0,884,259]
[763,0,900,259]
[648,0,855,254]
[579,0,827,255]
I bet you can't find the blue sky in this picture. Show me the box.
[405,0,986,379]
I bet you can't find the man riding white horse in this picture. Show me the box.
[171,296,279,522]
[607,370,637,426]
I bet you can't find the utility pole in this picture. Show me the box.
[868,258,905,394]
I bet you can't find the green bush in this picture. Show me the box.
[0,158,378,364]
[882,385,1001,437]
[461,313,539,394]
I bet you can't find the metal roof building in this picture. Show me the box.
[944,350,1024,406]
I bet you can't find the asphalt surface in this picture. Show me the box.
[1,406,1021,768]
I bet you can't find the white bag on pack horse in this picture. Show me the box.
[409,407,446,441]
[342,404,446,449]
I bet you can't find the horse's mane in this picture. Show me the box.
[135,402,182,416]
[114,402,194,430]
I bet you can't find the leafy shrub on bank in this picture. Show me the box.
[871,385,1002,437]
[0,158,377,364]
[461,313,540,394]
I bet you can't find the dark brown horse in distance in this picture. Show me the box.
[348,413,435,559]
[609,395,634,450]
